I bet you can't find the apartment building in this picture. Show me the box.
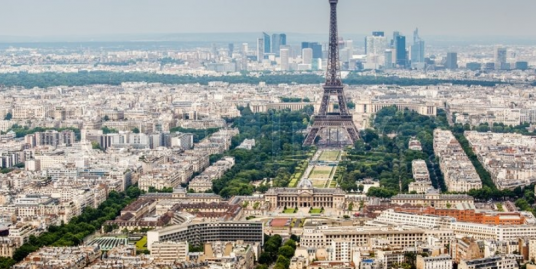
[465,131,536,190]
[409,159,433,193]
[13,245,101,269]
[395,207,526,225]
[416,254,452,269]
[147,221,264,251]
[458,255,520,269]
[189,157,235,192]
[372,209,455,229]
[300,226,453,249]
[151,241,189,262]
[25,130,76,148]
[391,189,474,209]
[451,222,536,240]
[434,129,482,192]
[0,237,16,258]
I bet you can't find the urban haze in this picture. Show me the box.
[1,1,536,269]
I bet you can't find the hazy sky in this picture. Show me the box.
[1,0,536,38]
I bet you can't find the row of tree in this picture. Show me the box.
[4,125,81,140]
[339,107,449,197]
[211,107,313,197]
[169,127,220,143]
[345,72,506,87]
[360,107,536,218]
[0,72,509,89]
[280,97,311,103]
[257,234,297,269]
[4,185,144,267]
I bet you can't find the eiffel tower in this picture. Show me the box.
[303,0,359,146]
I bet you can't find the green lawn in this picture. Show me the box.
[311,179,328,188]
[289,176,300,187]
[309,166,333,178]
[319,151,340,162]
[309,208,322,214]
[136,236,147,251]
[283,208,296,213]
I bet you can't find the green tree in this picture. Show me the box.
[283,239,296,250]
[278,246,295,259]
[11,185,143,263]
[3,113,12,120]
[91,141,102,150]
[259,252,273,265]
[275,255,290,268]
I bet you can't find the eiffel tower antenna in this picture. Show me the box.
[303,0,359,147]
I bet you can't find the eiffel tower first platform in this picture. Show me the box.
[303,0,359,147]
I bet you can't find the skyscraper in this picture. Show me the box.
[391,31,400,48]
[228,43,234,58]
[495,47,508,70]
[280,34,287,46]
[302,42,323,59]
[280,48,290,71]
[345,40,354,61]
[445,52,458,70]
[365,34,387,69]
[257,38,264,62]
[262,32,271,54]
[272,34,280,56]
[272,33,287,56]
[384,50,393,69]
[366,32,386,54]
[395,35,407,68]
[366,36,388,56]
[302,48,313,65]
[372,31,385,37]
[211,43,218,59]
[410,28,425,66]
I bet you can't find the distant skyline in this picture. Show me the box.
[2,0,536,40]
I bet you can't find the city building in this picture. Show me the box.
[445,52,458,70]
[395,207,527,226]
[300,224,453,249]
[262,32,271,54]
[264,179,346,209]
[302,42,323,59]
[280,48,290,71]
[151,241,189,262]
[408,159,433,193]
[495,47,508,70]
[13,246,101,269]
[391,189,475,208]
[303,48,313,66]
[257,38,264,62]
[434,129,482,192]
[147,221,263,251]
[465,131,536,190]
[365,34,388,69]
[411,28,425,68]
[416,254,452,269]
[384,50,393,69]
[395,35,407,68]
[458,255,519,269]
[272,33,286,56]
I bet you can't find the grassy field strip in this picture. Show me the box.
[318,150,341,162]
